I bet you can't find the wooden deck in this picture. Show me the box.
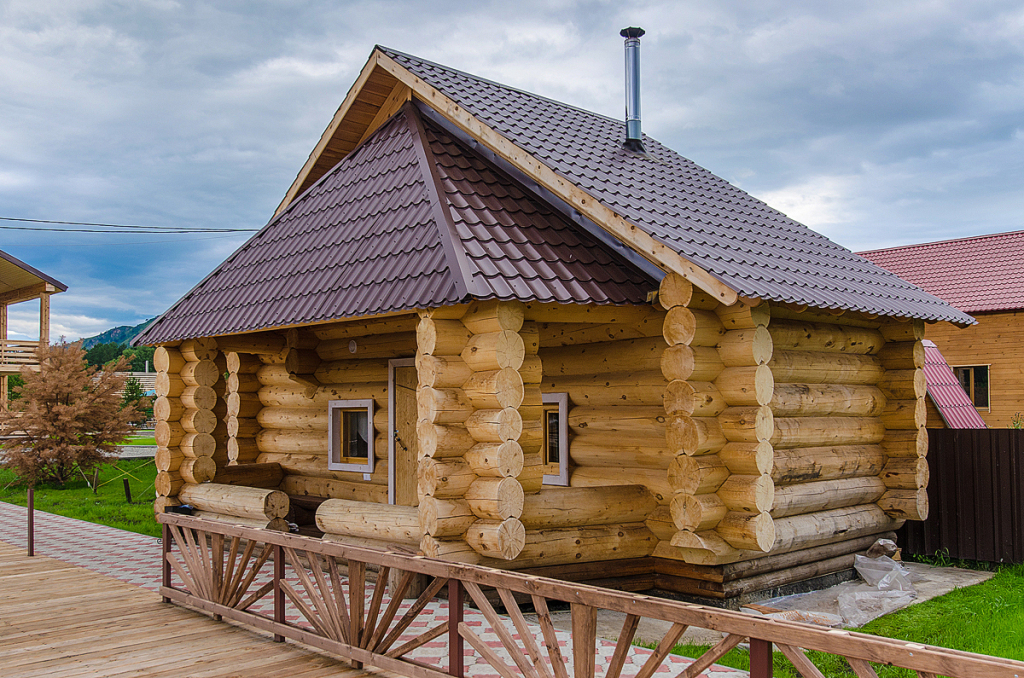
[0,540,388,678]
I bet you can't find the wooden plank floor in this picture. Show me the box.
[0,540,389,678]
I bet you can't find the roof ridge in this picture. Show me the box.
[858,228,1024,255]
[404,103,484,299]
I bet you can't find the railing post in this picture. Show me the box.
[26,486,34,557]
[749,638,773,678]
[448,579,464,678]
[273,543,285,642]
[161,522,171,603]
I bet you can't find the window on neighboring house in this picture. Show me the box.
[542,392,568,486]
[328,399,375,473]
[954,366,990,409]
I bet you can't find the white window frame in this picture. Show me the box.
[387,358,416,505]
[327,399,375,473]
[542,392,569,486]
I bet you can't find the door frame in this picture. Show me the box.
[387,358,416,506]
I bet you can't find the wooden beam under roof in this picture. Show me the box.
[0,282,57,306]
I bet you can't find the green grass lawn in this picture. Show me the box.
[667,563,1024,676]
[121,430,156,446]
[0,459,160,538]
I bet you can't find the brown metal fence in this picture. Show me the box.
[900,428,1024,564]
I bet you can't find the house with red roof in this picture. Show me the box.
[136,38,971,600]
[861,230,1024,428]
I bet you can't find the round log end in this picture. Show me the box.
[180,456,217,484]
[663,380,696,416]
[264,489,290,519]
[659,272,693,310]
[663,306,696,346]
[660,344,695,382]
[666,415,698,454]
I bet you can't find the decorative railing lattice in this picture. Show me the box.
[158,513,1024,678]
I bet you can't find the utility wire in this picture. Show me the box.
[0,216,259,233]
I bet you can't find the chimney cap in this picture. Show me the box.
[620,27,646,39]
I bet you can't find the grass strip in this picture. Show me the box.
[0,459,160,538]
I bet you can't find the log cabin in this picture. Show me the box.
[862,231,1024,428]
[0,249,65,411]
[135,36,975,601]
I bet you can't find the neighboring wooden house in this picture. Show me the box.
[0,249,66,410]
[861,231,1023,427]
[136,41,972,600]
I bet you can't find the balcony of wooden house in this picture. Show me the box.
[0,249,67,409]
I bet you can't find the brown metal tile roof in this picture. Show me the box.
[859,230,1024,314]
[424,117,651,305]
[137,106,653,345]
[922,340,987,429]
[380,47,973,326]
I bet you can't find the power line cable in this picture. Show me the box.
[0,216,259,233]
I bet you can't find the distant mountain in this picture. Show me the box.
[80,318,156,349]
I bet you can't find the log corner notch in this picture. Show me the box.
[154,337,225,512]
[876,320,928,522]
[417,300,529,562]
[660,273,778,563]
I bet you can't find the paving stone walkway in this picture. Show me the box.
[0,502,746,677]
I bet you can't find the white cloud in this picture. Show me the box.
[759,175,859,228]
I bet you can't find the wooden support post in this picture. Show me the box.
[571,603,597,678]
[273,544,284,642]
[161,522,171,603]
[39,293,50,346]
[27,485,34,557]
[449,579,465,678]
[749,638,773,678]
[349,560,365,669]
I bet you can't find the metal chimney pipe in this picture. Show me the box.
[620,26,646,152]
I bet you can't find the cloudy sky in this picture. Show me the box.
[2,1,1023,340]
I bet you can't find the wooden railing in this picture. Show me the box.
[0,340,40,367]
[158,513,1024,678]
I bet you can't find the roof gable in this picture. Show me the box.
[859,230,1024,314]
[136,106,652,344]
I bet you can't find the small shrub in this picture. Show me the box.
[0,342,145,486]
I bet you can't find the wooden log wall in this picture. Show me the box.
[417,301,529,563]
[521,303,666,567]
[656,273,779,563]
[657,283,916,567]
[226,352,263,464]
[876,321,929,522]
[251,327,398,505]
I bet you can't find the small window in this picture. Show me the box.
[328,399,375,473]
[542,392,568,486]
[954,366,990,410]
